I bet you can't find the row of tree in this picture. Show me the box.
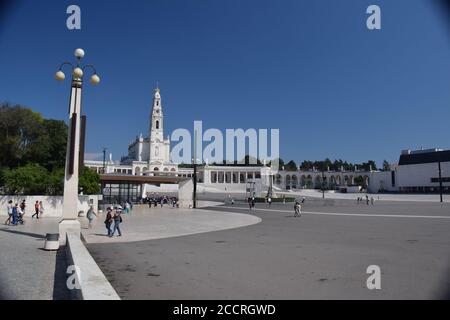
[270,158,388,172]
[181,156,389,172]
[0,103,100,195]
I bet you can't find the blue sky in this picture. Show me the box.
[1,0,449,167]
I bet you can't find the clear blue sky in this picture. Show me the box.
[1,0,449,167]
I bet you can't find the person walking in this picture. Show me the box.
[32,200,40,219]
[86,205,97,229]
[20,200,26,216]
[371,197,374,205]
[111,207,123,237]
[4,200,13,225]
[39,201,44,217]
[104,207,113,237]
[294,200,301,217]
[366,195,370,206]
[248,197,252,211]
[11,203,19,226]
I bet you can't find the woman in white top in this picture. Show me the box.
[4,200,13,225]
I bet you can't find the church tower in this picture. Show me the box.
[149,87,166,164]
[150,87,163,141]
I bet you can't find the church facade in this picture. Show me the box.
[118,87,178,175]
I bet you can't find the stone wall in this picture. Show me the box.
[0,195,99,218]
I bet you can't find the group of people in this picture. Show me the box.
[294,197,306,217]
[103,206,124,237]
[357,195,375,205]
[246,195,306,217]
[4,199,44,226]
[84,204,124,237]
[145,195,179,208]
[247,196,256,210]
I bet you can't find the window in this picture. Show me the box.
[156,121,160,129]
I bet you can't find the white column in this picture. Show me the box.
[59,79,82,245]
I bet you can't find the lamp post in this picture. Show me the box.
[322,169,325,199]
[438,161,443,203]
[56,48,100,245]
[193,158,197,209]
[102,147,108,174]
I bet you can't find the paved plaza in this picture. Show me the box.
[0,218,70,300]
[87,197,450,300]
[0,202,259,300]
[0,195,449,300]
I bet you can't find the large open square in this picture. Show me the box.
[2,0,450,309]
[86,196,450,299]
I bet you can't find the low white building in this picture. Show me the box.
[85,88,450,198]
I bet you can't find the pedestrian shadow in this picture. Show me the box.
[93,233,110,237]
[0,228,45,239]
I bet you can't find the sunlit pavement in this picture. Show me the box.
[81,204,261,244]
[0,217,69,300]
[87,199,450,300]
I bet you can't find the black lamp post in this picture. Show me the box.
[438,161,443,203]
[322,170,325,199]
[193,158,197,209]
[102,147,107,174]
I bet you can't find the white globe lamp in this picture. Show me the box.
[74,48,85,59]
[55,70,66,81]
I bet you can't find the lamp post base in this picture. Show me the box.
[59,219,81,246]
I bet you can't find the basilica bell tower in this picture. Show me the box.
[149,87,165,163]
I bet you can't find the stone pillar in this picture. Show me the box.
[178,179,194,208]
[59,78,83,245]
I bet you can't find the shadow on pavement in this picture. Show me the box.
[52,247,71,300]
[0,228,45,239]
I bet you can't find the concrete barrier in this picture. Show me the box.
[65,233,120,300]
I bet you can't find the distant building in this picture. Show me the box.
[84,89,450,198]
[389,148,450,193]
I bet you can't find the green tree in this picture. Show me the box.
[382,160,390,171]
[0,103,68,170]
[285,160,297,171]
[79,167,100,195]
[39,119,68,171]
[0,103,44,168]
[3,164,49,195]
[361,160,377,171]
[271,158,284,169]
[47,168,65,196]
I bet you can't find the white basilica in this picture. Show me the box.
[118,87,178,175]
